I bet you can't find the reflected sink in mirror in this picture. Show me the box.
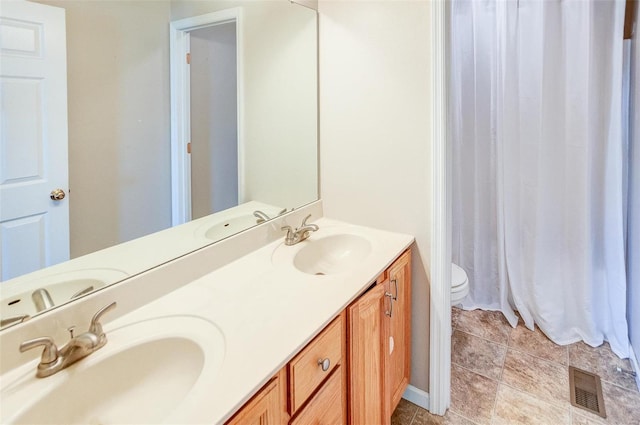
[274,234,372,276]
[195,203,285,242]
[0,202,287,330]
[0,269,128,327]
[203,215,258,240]
[0,316,225,425]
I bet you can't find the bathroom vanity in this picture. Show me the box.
[0,210,414,424]
[227,248,412,425]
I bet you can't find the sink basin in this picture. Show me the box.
[198,214,259,241]
[292,234,372,275]
[1,268,128,324]
[194,203,285,242]
[1,316,225,424]
[15,338,202,424]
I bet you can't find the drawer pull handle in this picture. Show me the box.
[391,278,399,300]
[385,292,394,317]
[318,358,330,371]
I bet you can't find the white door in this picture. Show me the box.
[0,0,69,281]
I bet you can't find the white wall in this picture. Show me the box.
[171,0,318,211]
[36,0,173,258]
[319,0,432,392]
[628,5,640,376]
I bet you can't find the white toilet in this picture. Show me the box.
[451,263,469,306]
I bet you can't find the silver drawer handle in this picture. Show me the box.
[317,358,330,372]
[385,291,394,317]
[391,278,399,300]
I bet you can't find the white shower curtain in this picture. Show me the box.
[451,0,630,357]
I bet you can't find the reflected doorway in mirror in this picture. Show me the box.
[170,8,243,226]
[190,22,239,220]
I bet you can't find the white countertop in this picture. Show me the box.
[0,218,414,425]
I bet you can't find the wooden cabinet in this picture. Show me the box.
[288,314,345,414]
[290,367,345,425]
[227,314,346,425]
[347,248,412,425]
[227,249,411,425]
[226,369,286,425]
[347,283,388,425]
[387,249,412,411]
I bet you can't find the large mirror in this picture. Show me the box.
[0,0,318,329]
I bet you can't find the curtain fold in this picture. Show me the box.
[451,0,630,357]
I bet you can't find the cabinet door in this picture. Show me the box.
[226,371,284,425]
[347,283,389,425]
[387,249,412,411]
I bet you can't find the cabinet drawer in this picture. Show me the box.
[290,366,345,425]
[288,313,344,413]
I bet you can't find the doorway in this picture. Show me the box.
[169,9,243,226]
[189,23,238,220]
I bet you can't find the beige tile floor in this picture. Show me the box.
[391,307,640,425]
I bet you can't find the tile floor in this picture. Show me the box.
[391,307,640,425]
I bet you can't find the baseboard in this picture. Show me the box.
[629,343,640,391]
[402,385,430,410]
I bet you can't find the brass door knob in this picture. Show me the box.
[50,189,66,201]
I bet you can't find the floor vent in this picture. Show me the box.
[569,366,606,418]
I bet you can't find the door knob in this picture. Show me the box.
[317,358,330,372]
[50,189,66,201]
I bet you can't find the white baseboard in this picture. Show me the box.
[402,385,430,410]
[629,343,640,391]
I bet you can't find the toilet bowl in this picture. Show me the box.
[451,263,469,306]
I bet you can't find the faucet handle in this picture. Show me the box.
[19,336,59,364]
[89,301,117,336]
[281,225,295,243]
[301,214,313,226]
[300,214,319,232]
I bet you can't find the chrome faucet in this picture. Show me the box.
[32,288,54,312]
[19,301,117,378]
[253,210,270,223]
[254,208,288,224]
[281,214,319,246]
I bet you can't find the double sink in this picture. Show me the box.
[0,219,402,424]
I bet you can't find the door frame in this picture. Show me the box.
[429,0,451,415]
[169,8,244,226]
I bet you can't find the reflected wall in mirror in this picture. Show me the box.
[0,0,318,329]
